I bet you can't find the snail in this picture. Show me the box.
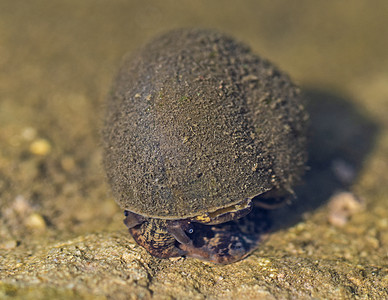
[103,28,307,264]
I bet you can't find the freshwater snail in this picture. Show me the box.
[103,28,307,264]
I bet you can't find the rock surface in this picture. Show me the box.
[1,1,387,299]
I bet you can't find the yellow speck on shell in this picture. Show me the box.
[194,214,211,223]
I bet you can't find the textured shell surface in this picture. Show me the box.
[103,28,307,219]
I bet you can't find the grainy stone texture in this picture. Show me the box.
[1,1,387,299]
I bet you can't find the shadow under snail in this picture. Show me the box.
[103,28,308,264]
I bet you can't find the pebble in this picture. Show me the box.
[29,138,51,156]
[21,127,37,141]
[61,156,76,171]
[0,240,18,250]
[327,191,365,227]
[12,195,33,214]
[25,213,47,231]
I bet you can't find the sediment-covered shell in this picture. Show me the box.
[103,28,307,220]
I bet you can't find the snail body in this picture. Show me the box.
[103,28,307,264]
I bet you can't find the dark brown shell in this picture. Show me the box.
[103,28,307,219]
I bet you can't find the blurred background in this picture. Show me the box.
[0,1,387,297]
